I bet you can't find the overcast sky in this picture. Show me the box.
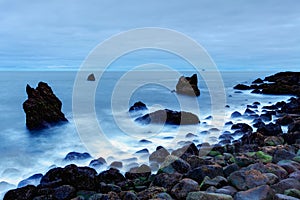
[0,0,300,71]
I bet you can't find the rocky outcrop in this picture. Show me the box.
[135,109,200,125]
[23,82,67,130]
[234,72,300,96]
[176,74,200,96]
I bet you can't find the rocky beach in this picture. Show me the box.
[2,72,300,200]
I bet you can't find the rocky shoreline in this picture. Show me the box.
[4,72,300,200]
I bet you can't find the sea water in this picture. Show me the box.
[0,70,292,197]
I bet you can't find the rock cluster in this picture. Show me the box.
[130,102,200,125]
[234,72,300,96]
[6,95,300,200]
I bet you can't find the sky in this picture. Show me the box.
[0,0,300,71]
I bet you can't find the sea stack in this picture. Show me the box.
[23,82,68,130]
[87,73,95,81]
[176,74,200,96]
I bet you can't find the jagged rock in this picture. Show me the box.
[159,155,191,174]
[149,146,170,164]
[87,73,95,81]
[135,109,200,125]
[252,78,264,84]
[129,101,147,112]
[176,74,200,96]
[23,82,67,130]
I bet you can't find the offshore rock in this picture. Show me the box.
[23,82,67,130]
[176,74,200,96]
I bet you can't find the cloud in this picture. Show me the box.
[0,0,300,71]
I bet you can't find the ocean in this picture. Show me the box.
[0,70,293,198]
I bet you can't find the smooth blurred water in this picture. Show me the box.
[0,70,292,197]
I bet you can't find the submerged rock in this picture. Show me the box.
[23,82,67,130]
[17,173,43,188]
[135,109,200,125]
[64,152,92,161]
[176,74,200,96]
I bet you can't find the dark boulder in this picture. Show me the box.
[271,178,300,194]
[234,185,275,200]
[53,185,76,200]
[228,169,268,190]
[135,109,199,125]
[176,74,200,96]
[231,123,253,133]
[40,164,97,190]
[97,168,126,185]
[277,115,294,126]
[4,185,36,200]
[87,73,95,81]
[257,123,283,136]
[288,120,300,133]
[171,143,198,161]
[282,132,300,144]
[129,101,148,112]
[281,97,300,114]
[170,178,199,199]
[150,173,182,192]
[234,84,251,90]
[185,164,223,184]
[159,155,191,174]
[125,164,151,180]
[23,82,67,130]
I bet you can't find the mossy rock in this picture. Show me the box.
[284,189,300,199]
[256,151,272,163]
[208,150,221,157]
[293,156,300,163]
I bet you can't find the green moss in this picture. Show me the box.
[246,152,256,157]
[284,189,300,199]
[256,151,272,163]
[292,156,300,163]
[229,157,235,163]
[208,150,221,157]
